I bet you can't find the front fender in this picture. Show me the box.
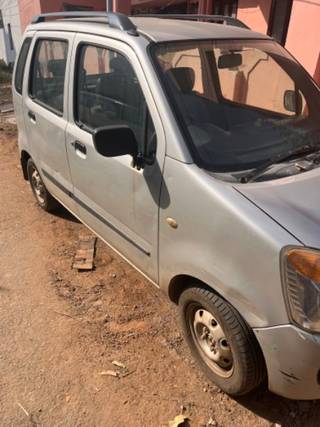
[159,158,299,328]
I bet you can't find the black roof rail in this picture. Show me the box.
[134,14,250,29]
[31,11,139,36]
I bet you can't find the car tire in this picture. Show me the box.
[179,286,266,396]
[27,159,59,212]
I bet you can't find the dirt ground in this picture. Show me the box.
[1,85,320,426]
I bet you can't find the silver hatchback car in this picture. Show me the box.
[13,12,320,400]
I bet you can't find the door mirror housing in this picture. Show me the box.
[93,125,138,159]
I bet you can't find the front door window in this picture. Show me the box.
[75,44,155,156]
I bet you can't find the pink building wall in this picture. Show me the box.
[19,0,42,32]
[285,0,320,81]
[17,0,320,84]
[38,0,106,14]
[237,0,271,34]
[19,0,132,32]
[113,0,131,14]
[237,0,320,83]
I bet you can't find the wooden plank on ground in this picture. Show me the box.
[0,103,14,113]
[73,234,97,271]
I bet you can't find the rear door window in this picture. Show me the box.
[14,37,32,94]
[29,39,68,114]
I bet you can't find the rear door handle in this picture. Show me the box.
[28,110,36,122]
[71,140,87,155]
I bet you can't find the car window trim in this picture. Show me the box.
[14,37,32,95]
[73,41,94,132]
[28,37,69,117]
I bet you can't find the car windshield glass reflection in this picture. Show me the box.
[152,40,320,174]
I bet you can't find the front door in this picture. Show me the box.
[65,34,165,283]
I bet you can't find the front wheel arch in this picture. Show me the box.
[168,274,217,305]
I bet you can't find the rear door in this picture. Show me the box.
[24,32,76,210]
[66,34,166,283]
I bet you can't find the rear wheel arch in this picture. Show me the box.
[27,158,59,212]
[21,150,31,180]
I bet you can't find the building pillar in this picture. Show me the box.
[113,0,131,14]
[198,0,213,14]
[198,0,212,15]
[0,29,9,64]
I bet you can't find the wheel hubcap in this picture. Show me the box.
[31,168,45,204]
[192,308,233,377]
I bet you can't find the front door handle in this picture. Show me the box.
[71,140,87,155]
[28,110,36,122]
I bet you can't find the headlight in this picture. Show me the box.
[282,247,320,332]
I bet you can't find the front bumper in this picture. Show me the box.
[254,324,320,400]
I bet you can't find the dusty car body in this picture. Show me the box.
[13,12,320,400]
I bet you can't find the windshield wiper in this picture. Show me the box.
[240,142,320,183]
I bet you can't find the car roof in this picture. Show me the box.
[28,16,270,43]
[131,17,270,42]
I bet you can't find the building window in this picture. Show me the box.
[213,0,238,17]
[7,24,14,50]
[63,3,94,11]
[132,1,197,15]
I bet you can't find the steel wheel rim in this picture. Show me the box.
[188,305,234,378]
[31,167,45,205]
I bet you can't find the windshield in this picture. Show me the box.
[151,39,320,174]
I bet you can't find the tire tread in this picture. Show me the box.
[27,159,59,213]
[179,285,266,396]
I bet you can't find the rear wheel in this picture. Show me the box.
[27,159,59,212]
[179,286,266,396]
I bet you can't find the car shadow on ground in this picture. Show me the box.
[53,205,80,223]
[236,386,320,426]
[45,192,320,427]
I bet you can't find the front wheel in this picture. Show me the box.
[27,159,59,212]
[179,286,266,396]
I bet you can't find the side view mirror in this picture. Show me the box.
[218,53,242,69]
[93,125,138,159]
[284,89,302,114]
